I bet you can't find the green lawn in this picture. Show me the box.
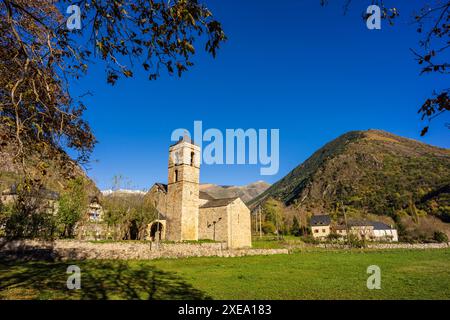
[0,249,449,300]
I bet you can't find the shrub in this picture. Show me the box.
[433,231,449,243]
[346,234,366,248]
[290,216,301,236]
[261,221,276,234]
[326,233,341,243]
[300,235,319,245]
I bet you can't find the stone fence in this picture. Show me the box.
[316,242,450,250]
[0,239,289,261]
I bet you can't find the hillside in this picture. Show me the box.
[200,181,270,203]
[252,130,450,224]
[0,126,99,196]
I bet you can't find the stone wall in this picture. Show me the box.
[366,243,449,249]
[146,184,167,215]
[198,206,228,243]
[316,242,450,250]
[0,239,288,261]
[228,198,252,248]
[198,198,252,249]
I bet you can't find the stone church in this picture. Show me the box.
[146,136,252,248]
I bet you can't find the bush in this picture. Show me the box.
[300,235,319,245]
[261,221,276,234]
[433,231,449,243]
[326,233,341,243]
[1,180,60,240]
[346,234,366,248]
[290,216,301,236]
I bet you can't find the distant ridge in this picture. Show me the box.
[102,189,147,196]
[200,181,270,204]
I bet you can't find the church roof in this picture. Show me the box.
[153,183,168,193]
[199,191,216,201]
[200,197,239,209]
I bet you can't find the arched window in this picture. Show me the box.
[174,169,179,182]
[190,152,195,166]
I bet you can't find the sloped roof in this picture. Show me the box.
[371,221,394,230]
[199,191,216,201]
[310,214,331,226]
[200,197,238,209]
[152,183,168,193]
[334,221,394,230]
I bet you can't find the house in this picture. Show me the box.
[87,196,104,222]
[333,224,347,237]
[310,214,331,239]
[332,220,398,242]
[348,220,375,240]
[75,196,106,240]
[146,136,252,248]
[372,221,398,242]
[1,184,59,214]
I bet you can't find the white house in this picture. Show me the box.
[372,221,398,242]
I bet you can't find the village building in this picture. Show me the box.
[331,220,398,242]
[310,214,399,242]
[371,221,398,242]
[310,214,331,239]
[333,224,347,237]
[146,136,252,248]
[1,185,59,214]
[87,196,104,222]
[76,196,106,240]
[347,220,375,240]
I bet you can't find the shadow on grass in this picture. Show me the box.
[0,260,212,300]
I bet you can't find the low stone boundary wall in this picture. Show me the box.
[366,243,449,249]
[316,243,450,250]
[0,239,288,261]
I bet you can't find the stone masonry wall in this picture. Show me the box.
[228,198,252,248]
[198,206,228,242]
[316,243,450,250]
[166,141,200,241]
[0,239,288,261]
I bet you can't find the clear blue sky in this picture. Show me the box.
[70,0,449,190]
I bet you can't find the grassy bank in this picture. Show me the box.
[0,248,449,300]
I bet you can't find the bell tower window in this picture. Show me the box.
[191,152,195,166]
[174,169,179,182]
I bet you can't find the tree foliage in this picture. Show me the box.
[0,0,226,169]
[1,181,56,239]
[56,177,89,238]
[290,215,301,236]
[102,193,157,240]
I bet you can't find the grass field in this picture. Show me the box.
[0,248,449,300]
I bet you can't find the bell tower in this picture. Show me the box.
[165,136,200,241]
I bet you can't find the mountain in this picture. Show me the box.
[0,126,99,196]
[102,189,147,196]
[200,181,270,203]
[252,130,450,223]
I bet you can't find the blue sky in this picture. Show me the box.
[70,0,449,190]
